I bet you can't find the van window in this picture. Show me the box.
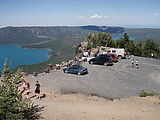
[112,50,116,53]
[108,50,111,53]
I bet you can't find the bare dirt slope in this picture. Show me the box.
[31,93,160,120]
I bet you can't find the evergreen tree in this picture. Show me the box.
[0,60,43,120]
[104,33,114,47]
[123,33,129,42]
[86,32,160,58]
[115,38,125,48]
[87,32,114,48]
[143,39,160,58]
[125,40,135,55]
[134,42,143,56]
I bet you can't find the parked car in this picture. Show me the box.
[88,54,113,66]
[63,65,88,75]
[108,53,118,62]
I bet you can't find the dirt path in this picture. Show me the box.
[31,93,160,120]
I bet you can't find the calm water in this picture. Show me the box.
[112,34,136,40]
[0,44,51,71]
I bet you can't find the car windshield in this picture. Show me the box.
[71,65,82,69]
[79,66,83,69]
[99,54,105,56]
[95,56,100,59]
[71,66,78,69]
[99,54,110,57]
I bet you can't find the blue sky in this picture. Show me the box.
[0,0,160,28]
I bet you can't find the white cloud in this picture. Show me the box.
[76,16,84,20]
[153,13,160,16]
[133,16,139,19]
[90,14,107,19]
[76,14,144,22]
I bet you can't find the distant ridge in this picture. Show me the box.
[0,26,160,45]
[0,26,125,45]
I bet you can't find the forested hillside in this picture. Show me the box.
[126,28,160,42]
[0,26,95,73]
[1,26,160,45]
[0,26,160,73]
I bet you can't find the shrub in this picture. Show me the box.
[139,89,155,97]
[101,48,106,51]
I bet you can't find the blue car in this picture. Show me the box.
[63,65,88,75]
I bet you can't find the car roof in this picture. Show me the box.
[72,65,82,67]
[99,54,109,56]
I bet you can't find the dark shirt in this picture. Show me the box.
[35,83,40,90]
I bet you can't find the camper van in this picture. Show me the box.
[107,48,125,59]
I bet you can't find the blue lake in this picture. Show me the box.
[0,44,51,71]
[112,34,136,40]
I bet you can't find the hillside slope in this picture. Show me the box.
[126,28,160,42]
[0,26,93,73]
[0,26,126,73]
[0,26,160,73]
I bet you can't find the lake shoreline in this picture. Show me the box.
[0,44,52,71]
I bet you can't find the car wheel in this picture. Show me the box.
[78,72,81,75]
[90,61,93,64]
[118,55,122,59]
[104,62,108,66]
[64,70,68,73]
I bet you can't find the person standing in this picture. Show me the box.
[131,58,134,67]
[135,59,139,68]
[35,81,41,99]
[21,81,30,98]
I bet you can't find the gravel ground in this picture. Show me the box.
[26,56,160,99]
[24,56,160,120]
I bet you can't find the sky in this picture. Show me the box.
[0,0,160,28]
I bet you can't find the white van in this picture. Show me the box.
[107,48,125,59]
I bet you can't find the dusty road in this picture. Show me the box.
[27,56,160,99]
